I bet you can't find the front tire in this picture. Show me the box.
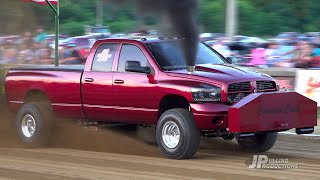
[16,102,53,146]
[156,108,200,159]
[236,132,278,152]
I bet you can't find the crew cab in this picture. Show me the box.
[5,38,317,159]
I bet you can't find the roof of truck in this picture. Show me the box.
[97,37,186,44]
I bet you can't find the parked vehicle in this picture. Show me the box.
[5,38,317,159]
[85,25,111,37]
[50,36,94,48]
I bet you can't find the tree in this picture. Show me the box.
[1,0,319,36]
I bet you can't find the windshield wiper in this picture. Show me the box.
[164,67,187,71]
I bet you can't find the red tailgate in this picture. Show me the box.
[228,92,317,133]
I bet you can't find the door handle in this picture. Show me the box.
[114,79,124,84]
[84,78,94,82]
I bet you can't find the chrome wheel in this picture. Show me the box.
[21,114,36,138]
[162,121,180,149]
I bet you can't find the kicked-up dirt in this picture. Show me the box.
[0,110,320,180]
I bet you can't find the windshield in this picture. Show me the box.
[146,40,226,70]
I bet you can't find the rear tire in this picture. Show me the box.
[236,132,278,152]
[156,108,200,159]
[16,102,53,147]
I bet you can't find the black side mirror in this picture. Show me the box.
[125,61,151,74]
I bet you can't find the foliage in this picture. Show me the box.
[1,0,320,36]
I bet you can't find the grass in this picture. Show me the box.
[318,109,320,119]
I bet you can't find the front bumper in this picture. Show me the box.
[190,91,318,133]
[190,103,229,130]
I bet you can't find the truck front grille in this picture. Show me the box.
[256,81,277,92]
[228,82,251,93]
[228,81,277,103]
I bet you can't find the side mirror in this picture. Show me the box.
[125,61,152,74]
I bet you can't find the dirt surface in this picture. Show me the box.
[0,113,320,180]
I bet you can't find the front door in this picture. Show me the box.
[82,43,118,121]
[113,43,158,124]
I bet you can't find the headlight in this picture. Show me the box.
[191,85,221,102]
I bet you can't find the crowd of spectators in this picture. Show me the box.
[0,28,87,65]
[1,30,320,69]
[0,28,52,64]
[211,37,320,69]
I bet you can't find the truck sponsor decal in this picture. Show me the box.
[96,49,112,62]
[259,104,300,115]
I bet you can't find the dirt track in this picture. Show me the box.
[0,115,320,180]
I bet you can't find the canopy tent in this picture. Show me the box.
[24,0,58,5]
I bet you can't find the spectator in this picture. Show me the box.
[212,39,231,58]
[63,46,72,60]
[313,35,320,47]
[61,44,82,64]
[265,42,281,67]
[3,41,17,63]
[289,41,312,68]
[241,44,266,67]
[20,31,33,45]
[278,42,295,61]
[42,47,52,64]
[17,43,33,63]
[309,43,320,68]
[33,42,48,62]
[34,27,47,43]
[311,43,320,56]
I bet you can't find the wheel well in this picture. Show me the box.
[158,95,190,117]
[24,90,50,103]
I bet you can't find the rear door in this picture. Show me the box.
[112,43,158,124]
[81,43,119,121]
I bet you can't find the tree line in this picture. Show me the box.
[0,0,319,36]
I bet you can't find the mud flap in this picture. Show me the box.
[228,92,317,133]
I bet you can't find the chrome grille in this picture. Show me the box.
[227,92,251,103]
[256,81,276,92]
[228,82,251,93]
[228,81,276,103]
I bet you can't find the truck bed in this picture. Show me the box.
[5,65,84,119]
[9,65,84,72]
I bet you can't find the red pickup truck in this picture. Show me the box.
[5,38,317,159]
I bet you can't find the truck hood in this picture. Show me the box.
[166,64,274,84]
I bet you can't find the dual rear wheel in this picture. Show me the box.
[16,102,53,146]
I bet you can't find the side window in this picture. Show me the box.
[92,43,118,72]
[118,44,150,72]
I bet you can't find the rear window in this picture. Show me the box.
[92,43,118,72]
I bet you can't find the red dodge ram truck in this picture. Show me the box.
[5,38,318,159]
